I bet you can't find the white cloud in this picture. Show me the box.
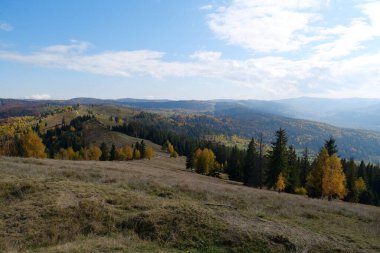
[207,0,326,52]
[312,1,380,60]
[0,22,13,31]
[200,4,213,10]
[190,51,222,61]
[28,94,51,100]
[43,41,91,54]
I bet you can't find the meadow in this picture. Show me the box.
[0,154,379,252]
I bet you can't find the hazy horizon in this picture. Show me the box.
[3,95,380,102]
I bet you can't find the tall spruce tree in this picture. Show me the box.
[300,148,311,187]
[324,137,338,156]
[228,145,244,181]
[186,151,194,169]
[243,138,258,186]
[357,161,367,182]
[100,142,110,161]
[287,146,300,192]
[140,140,146,158]
[110,144,116,161]
[266,128,289,188]
[257,133,265,189]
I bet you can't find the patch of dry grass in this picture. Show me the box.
[0,156,379,252]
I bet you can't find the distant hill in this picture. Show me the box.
[64,97,380,131]
[2,97,380,162]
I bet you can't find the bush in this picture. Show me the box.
[294,187,308,195]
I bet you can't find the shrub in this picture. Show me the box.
[294,187,308,195]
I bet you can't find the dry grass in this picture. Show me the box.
[0,155,379,253]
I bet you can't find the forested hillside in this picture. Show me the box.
[1,103,380,206]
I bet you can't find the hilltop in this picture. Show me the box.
[0,156,379,252]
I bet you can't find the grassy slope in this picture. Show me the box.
[0,156,379,253]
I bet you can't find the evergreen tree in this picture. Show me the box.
[357,161,367,182]
[257,133,265,189]
[100,142,110,161]
[243,138,258,186]
[287,146,300,192]
[324,137,338,156]
[110,144,116,161]
[344,158,357,201]
[300,148,311,187]
[228,145,244,181]
[186,151,194,169]
[266,128,288,188]
[140,140,146,158]
[306,148,329,198]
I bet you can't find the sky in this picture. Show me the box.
[0,0,380,100]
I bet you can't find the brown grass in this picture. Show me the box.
[0,155,379,252]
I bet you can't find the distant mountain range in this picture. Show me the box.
[2,97,380,162]
[61,97,380,132]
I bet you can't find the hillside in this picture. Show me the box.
[3,99,380,162]
[0,156,379,252]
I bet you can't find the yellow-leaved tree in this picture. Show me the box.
[193,148,216,175]
[307,148,347,200]
[133,149,141,159]
[88,145,102,160]
[116,145,133,160]
[276,173,286,193]
[144,147,154,160]
[353,177,366,202]
[54,147,78,160]
[19,129,47,158]
[322,153,347,200]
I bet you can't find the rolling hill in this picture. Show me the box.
[2,98,380,162]
[1,156,379,252]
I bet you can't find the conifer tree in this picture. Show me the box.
[257,133,265,189]
[100,142,110,161]
[243,138,258,186]
[345,158,357,201]
[357,161,367,182]
[324,137,338,156]
[140,140,146,158]
[228,145,244,181]
[306,148,329,198]
[287,146,300,192]
[110,144,116,161]
[186,151,194,169]
[300,148,311,187]
[267,128,288,188]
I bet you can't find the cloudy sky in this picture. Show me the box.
[1,0,380,100]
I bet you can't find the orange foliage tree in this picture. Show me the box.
[276,173,286,193]
[19,129,47,158]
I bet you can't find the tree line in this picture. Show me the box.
[0,116,154,161]
[113,122,380,206]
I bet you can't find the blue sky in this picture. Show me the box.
[1,0,380,100]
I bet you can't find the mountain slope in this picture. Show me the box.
[1,156,379,252]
